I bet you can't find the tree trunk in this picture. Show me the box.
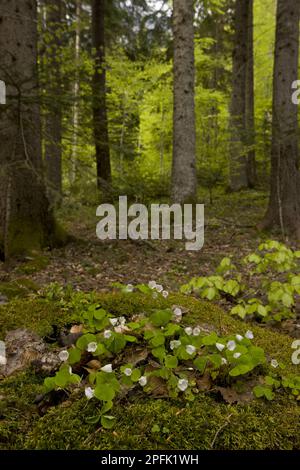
[0,0,56,259]
[260,0,300,238]
[229,0,248,191]
[70,0,81,187]
[245,0,256,188]
[171,0,197,204]
[44,0,63,205]
[91,0,111,193]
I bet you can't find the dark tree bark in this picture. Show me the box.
[44,0,63,205]
[0,0,56,259]
[229,0,248,191]
[171,0,197,204]
[229,0,256,190]
[245,0,256,188]
[92,0,111,192]
[260,0,300,238]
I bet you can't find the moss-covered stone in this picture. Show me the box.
[0,290,300,450]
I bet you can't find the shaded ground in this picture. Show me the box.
[0,190,270,293]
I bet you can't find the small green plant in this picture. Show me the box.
[43,283,271,429]
[181,240,300,323]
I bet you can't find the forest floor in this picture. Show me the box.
[0,190,270,295]
[1,189,300,450]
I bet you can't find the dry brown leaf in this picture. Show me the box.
[70,324,83,334]
[121,347,149,367]
[216,386,254,404]
[196,372,212,391]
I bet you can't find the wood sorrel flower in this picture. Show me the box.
[58,350,69,362]
[245,330,254,340]
[104,330,112,339]
[124,367,132,376]
[139,376,147,386]
[85,387,94,400]
[184,327,193,335]
[186,345,196,355]
[87,342,98,353]
[227,340,236,351]
[170,340,181,350]
[271,359,279,368]
[148,281,157,289]
[101,364,113,373]
[177,378,189,392]
[216,342,225,352]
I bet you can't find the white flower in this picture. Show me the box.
[156,284,163,293]
[227,340,236,351]
[216,342,225,352]
[233,352,241,359]
[139,376,147,387]
[85,387,94,400]
[170,340,181,350]
[124,367,132,377]
[245,330,254,340]
[221,357,228,365]
[58,350,69,362]
[109,318,118,326]
[271,359,279,369]
[127,284,134,292]
[148,281,157,289]
[236,334,243,342]
[101,364,113,373]
[186,345,196,355]
[184,327,193,336]
[193,327,201,336]
[177,378,189,392]
[104,330,112,339]
[162,290,169,298]
[87,342,98,353]
[173,307,182,317]
[119,316,126,326]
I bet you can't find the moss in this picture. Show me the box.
[1,290,300,450]
[0,278,39,300]
[0,372,43,450]
[15,393,300,450]
[6,219,46,259]
[0,298,71,338]
[16,256,50,274]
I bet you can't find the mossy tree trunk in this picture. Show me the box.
[171,0,197,204]
[260,0,300,238]
[0,0,56,260]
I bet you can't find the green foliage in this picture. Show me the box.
[43,281,300,430]
[181,240,300,323]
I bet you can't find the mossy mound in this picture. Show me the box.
[0,278,40,301]
[0,291,300,450]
